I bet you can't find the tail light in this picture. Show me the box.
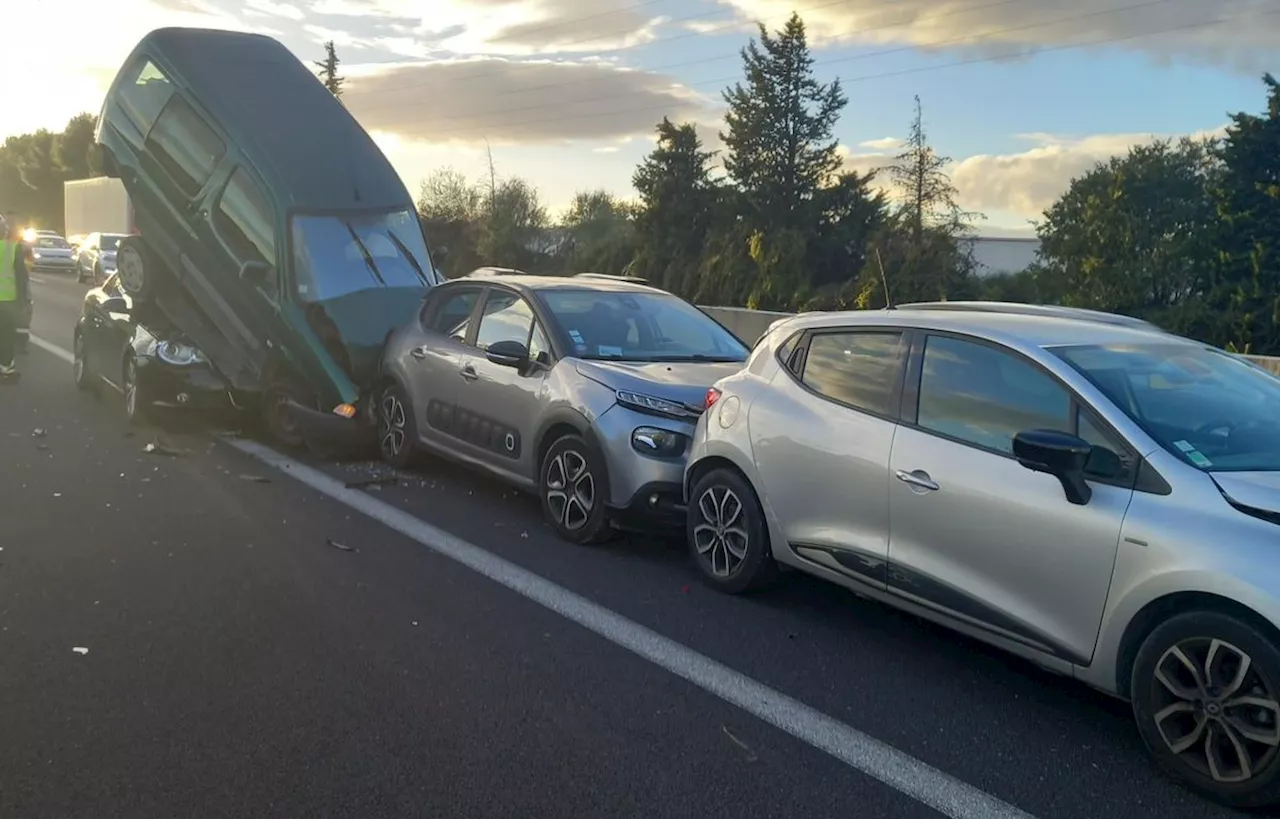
[704,387,722,409]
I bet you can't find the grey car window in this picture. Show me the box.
[146,95,225,197]
[801,331,902,416]
[429,290,480,341]
[917,335,1071,454]
[475,292,534,351]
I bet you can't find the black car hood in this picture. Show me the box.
[307,286,426,385]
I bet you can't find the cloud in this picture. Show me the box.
[712,0,1280,66]
[245,0,305,20]
[860,137,902,150]
[344,58,719,145]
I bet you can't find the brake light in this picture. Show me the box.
[704,387,722,409]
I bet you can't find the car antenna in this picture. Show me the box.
[875,247,894,309]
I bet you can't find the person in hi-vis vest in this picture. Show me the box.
[0,214,32,382]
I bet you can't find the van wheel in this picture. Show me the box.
[261,383,309,449]
[1132,610,1280,808]
[116,236,155,302]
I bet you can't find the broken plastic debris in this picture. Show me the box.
[72,647,89,655]
[344,475,397,489]
[144,440,188,457]
[31,428,46,438]
[238,474,272,483]
[326,538,356,552]
[520,531,529,538]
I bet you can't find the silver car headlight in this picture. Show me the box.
[616,390,701,420]
[155,340,207,366]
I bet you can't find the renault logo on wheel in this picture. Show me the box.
[505,433,516,452]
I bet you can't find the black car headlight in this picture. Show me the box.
[155,340,207,366]
[631,426,688,458]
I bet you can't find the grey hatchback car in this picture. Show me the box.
[378,273,748,542]
[685,305,1280,808]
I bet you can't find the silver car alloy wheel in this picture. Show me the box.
[693,486,749,578]
[379,392,407,458]
[117,246,144,294]
[545,450,595,531]
[1152,637,1280,783]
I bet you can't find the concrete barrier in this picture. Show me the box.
[699,304,1280,375]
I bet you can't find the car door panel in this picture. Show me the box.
[402,286,480,451]
[747,329,907,590]
[886,333,1133,666]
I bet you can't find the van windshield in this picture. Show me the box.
[291,209,436,302]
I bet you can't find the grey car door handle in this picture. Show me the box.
[459,365,478,381]
[410,346,427,360]
[895,469,940,491]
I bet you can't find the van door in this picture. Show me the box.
[193,164,282,378]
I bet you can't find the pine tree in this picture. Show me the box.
[889,96,971,243]
[720,13,846,231]
[315,41,345,98]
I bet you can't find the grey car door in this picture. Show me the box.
[406,285,485,451]
[747,328,908,590]
[886,333,1135,666]
[452,288,551,482]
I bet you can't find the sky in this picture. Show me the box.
[3,0,1277,235]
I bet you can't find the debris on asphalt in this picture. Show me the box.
[344,474,398,489]
[72,647,89,656]
[52,493,61,498]
[326,538,357,552]
[411,621,418,627]
[31,428,46,438]
[36,443,49,451]
[238,474,272,483]
[721,726,757,762]
[144,440,188,457]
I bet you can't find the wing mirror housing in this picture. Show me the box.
[1012,429,1093,506]
[485,339,529,368]
[239,259,271,284]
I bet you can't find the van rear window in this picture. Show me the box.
[118,60,174,137]
[146,96,225,198]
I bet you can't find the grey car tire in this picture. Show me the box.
[73,331,94,393]
[539,434,614,545]
[122,353,148,425]
[377,382,419,468]
[686,467,777,594]
[1132,609,1280,809]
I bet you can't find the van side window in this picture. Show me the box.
[216,168,276,285]
[146,96,225,198]
[118,60,174,137]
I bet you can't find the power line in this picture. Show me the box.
[351,0,1033,103]
[406,5,1280,142]
[357,0,1197,126]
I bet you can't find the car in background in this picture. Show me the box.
[75,232,127,283]
[685,303,1280,808]
[378,273,749,542]
[28,233,76,274]
[95,27,438,446]
[73,273,231,423]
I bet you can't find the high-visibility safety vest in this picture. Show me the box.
[0,240,16,303]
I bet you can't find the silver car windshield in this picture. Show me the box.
[291,209,436,302]
[1054,342,1280,472]
[540,290,748,363]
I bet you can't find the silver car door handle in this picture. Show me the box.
[410,346,427,360]
[895,469,939,491]
[459,365,478,381]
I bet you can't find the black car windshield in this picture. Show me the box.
[290,209,436,302]
[101,235,123,251]
[35,236,69,249]
[540,289,748,362]
[1054,342,1280,472]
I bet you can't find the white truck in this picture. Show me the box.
[63,177,135,245]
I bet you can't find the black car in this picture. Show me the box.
[74,273,232,423]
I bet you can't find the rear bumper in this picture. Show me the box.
[31,261,76,273]
[284,400,374,449]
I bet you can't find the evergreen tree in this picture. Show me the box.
[315,41,345,98]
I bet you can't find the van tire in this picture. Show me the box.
[261,382,310,449]
[116,236,156,303]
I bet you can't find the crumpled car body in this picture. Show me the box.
[95,27,439,445]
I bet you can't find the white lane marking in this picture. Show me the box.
[28,337,1036,819]
[30,335,74,364]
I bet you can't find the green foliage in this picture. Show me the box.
[315,41,345,98]
[0,114,105,232]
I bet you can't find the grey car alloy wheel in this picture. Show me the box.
[693,486,749,578]
[545,449,595,531]
[379,392,407,459]
[1151,637,1280,784]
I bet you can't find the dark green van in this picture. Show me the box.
[94,27,439,446]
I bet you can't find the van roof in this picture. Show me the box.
[140,28,409,213]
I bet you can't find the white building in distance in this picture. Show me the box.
[964,236,1041,278]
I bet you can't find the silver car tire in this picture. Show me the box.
[377,383,419,468]
[539,434,614,545]
[686,467,777,594]
[1131,610,1280,808]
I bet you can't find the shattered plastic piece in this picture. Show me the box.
[411,621,418,627]
[344,475,397,489]
[520,531,529,538]
[72,647,89,655]
[238,474,272,483]
[144,440,188,457]
[31,428,46,438]
[327,538,356,552]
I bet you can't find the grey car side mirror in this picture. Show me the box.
[1012,429,1093,506]
[486,339,529,368]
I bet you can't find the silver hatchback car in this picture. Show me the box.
[685,305,1280,808]
[378,273,748,542]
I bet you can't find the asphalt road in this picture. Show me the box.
[2,272,1256,819]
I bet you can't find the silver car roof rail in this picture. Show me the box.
[898,301,1161,331]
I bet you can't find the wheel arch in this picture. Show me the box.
[534,409,600,480]
[1115,591,1280,697]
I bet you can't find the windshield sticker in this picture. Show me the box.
[1173,439,1196,452]
[568,329,584,344]
[597,345,623,357]
[1187,450,1214,467]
